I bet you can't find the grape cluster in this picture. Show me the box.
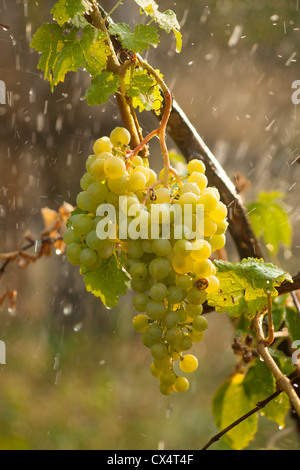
[64,127,228,395]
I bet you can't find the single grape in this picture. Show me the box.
[86,230,104,250]
[155,187,171,203]
[186,303,203,317]
[173,376,189,392]
[129,262,148,281]
[63,227,80,245]
[79,248,98,268]
[179,354,198,373]
[180,182,200,196]
[152,239,172,257]
[166,286,184,305]
[93,136,113,155]
[128,171,147,191]
[132,314,149,332]
[161,311,180,329]
[150,283,168,302]
[209,234,226,251]
[142,324,164,347]
[146,301,167,320]
[151,342,169,360]
[108,175,129,195]
[80,173,95,191]
[71,214,93,236]
[187,159,206,174]
[188,172,208,190]
[104,156,126,179]
[205,275,220,294]
[160,370,177,387]
[150,362,162,379]
[159,383,173,395]
[148,257,170,280]
[186,287,207,305]
[110,127,131,147]
[192,315,208,332]
[193,259,215,278]
[175,274,193,290]
[66,243,82,265]
[133,293,149,312]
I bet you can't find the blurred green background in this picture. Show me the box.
[0,0,299,450]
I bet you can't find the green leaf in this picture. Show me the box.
[51,0,91,26]
[243,359,290,427]
[108,23,159,53]
[30,24,110,90]
[285,306,300,343]
[212,374,258,450]
[247,191,292,255]
[83,254,130,309]
[124,67,163,113]
[85,71,121,106]
[207,258,293,319]
[134,0,182,52]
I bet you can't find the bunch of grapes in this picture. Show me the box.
[64,127,228,395]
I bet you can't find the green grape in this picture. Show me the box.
[198,189,219,211]
[86,154,97,172]
[150,283,168,302]
[131,277,150,293]
[146,169,158,187]
[142,324,164,347]
[177,334,193,352]
[150,362,162,379]
[179,354,198,373]
[155,187,171,203]
[108,175,129,195]
[186,303,203,317]
[215,219,228,235]
[79,248,97,268]
[186,287,207,305]
[179,191,199,210]
[188,329,204,343]
[172,255,193,275]
[210,201,228,223]
[160,370,177,386]
[128,171,147,191]
[86,230,104,250]
[190,239,212,261]
[93,136,113,155]
[152,239,172,257]
[80,173,95,191]
[145,301,167,320]
[120,195,140,215]
[66,243,82,265]
[130,262,148,281]
[110,127,131,147]
[71,214,93,236]
[187,159,206,174]
[174,239,192,257]
[176,308,188,323]
[166,286,184,305]
[97,240,114,259]
[205,275,220,294]
[173,376,189,392]
[159,383,173,395]
[203,216,217,237]
[210,234,226,251]
[188,172,208,190]
[192,315,208,332]
[132,293,149,312]
[76,191,88,211]
[132,314,149,333]
[175,274,193,290]
[193,259,215,278]
[127,240,144,259]
[63,227,80,245]
[89,158,106,181]
[148,258,170,280]
[141,240,153,254]
[104,156,126,179]
[131,156,144,166]
[180,182,200,196]
[161,311,180,329]
[150,342,169,360]
[165,327,184,346]
[153,357,172,371]
[87,181,108,204]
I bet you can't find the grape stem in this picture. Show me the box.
[143,180,164,205]
[127,58,181,188]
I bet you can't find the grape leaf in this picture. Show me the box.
[212,374,258,450]
[31,24,110,90]
[247,192,292,255]
[82,254,130,309]
[243,359,289,427]
[207,258,293,319]
[108,23,159,53]
[85,71,121,105]
[133,0,182,52]
[285,306,300,343]
[51,0,91,26]
[124,67,163,113]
